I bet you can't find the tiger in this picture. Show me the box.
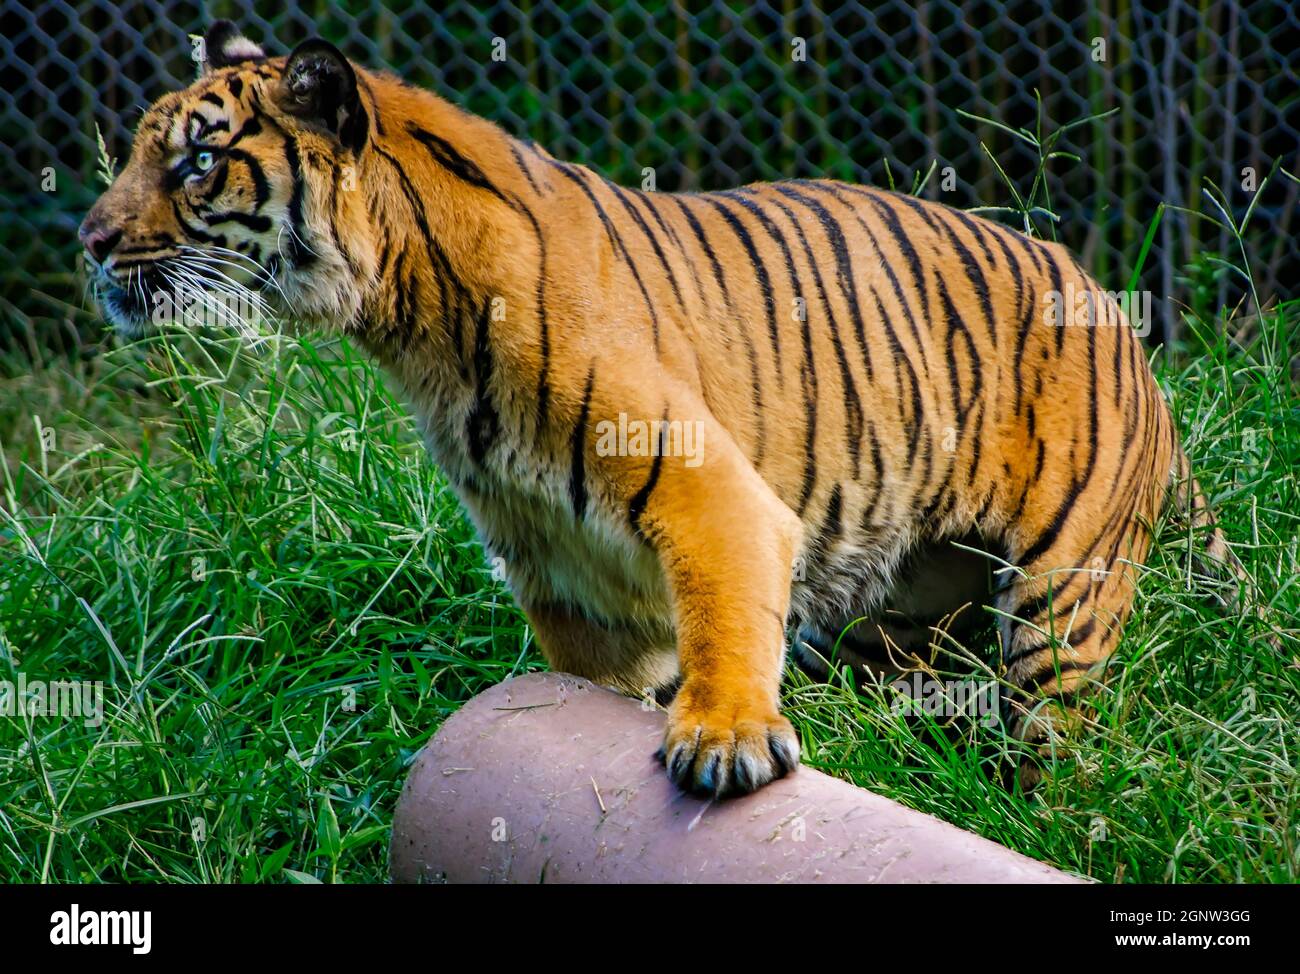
[80,20,1251,797]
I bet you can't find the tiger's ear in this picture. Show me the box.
[276,38,369,154]
[203,20,266,70]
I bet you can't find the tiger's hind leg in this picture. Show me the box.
[998,515,1156,787]
[793,532,998,686]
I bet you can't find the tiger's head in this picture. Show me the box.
[80,21,374,337]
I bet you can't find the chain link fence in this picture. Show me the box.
[3,0,1297,357]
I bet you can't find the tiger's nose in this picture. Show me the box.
[78,217,123,265]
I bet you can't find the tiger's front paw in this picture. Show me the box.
[657,692,800,798]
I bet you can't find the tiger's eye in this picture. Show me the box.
[194,150,214,172]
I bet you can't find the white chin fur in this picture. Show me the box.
[281,259,363,329]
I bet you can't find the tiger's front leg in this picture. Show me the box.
[602,410,804,797]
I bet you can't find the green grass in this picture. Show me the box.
[0,333,533,882]
[0,298,1296,883]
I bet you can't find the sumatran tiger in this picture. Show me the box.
[81,21,1251,795]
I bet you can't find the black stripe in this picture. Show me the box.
[859,423,886,529]
[868,287,925,468]
[1047,252,1066,355]
[513,201,552,437]
[408,123,511,205]
[398,251,416,333]
[934,490,959,523]
[206,210,270,232]
[671,195,765,466]
[355,75,384,138]
[374,143,471,367]
[570,368,596,518]
[848,190,937,339]
[919,479,949,525]
[983,222,1027,305]
[1019,235,1047,275]
[888,192,944,236]
[947,206,999,268]
[375,228,392,280]
[700,196,783,380]
[770,184,876,383]
[509,142,543,195]
[375,145,433,240]
[637,190,685,251]
[967,406,983,487]
[391,249,413,335]
[900,197,996,339]
[1013,585,1084,635]
[549,162,663,352]
[718,190,817,512]
[225,114,262,148]
[466,298,501,466]
[428,147,553,437]
[799,489,841,588]
[1012,281,1039,415]
[745,187,864,481]
[641,192,704,302]
[671,195,731,307]
[1111,300,1126,409]
[1005,617,1100,671]
[821,484,843,543]
[327,164,362,279]
[628,415,668,538]
[222,148,269,208]
[1020,658,1093,695]
[936,274,982,425]
[170,199,221,243]
[280,135,313,267]
[1016,311,1101,568]
[1006,480,1032,524]
[187,110,229,139]
[549,161,620,250]
[607,182,686,312]
[820,185,929,366]
[1116,326,1140,486]
[436,248,467,376]
[208,158,228,199]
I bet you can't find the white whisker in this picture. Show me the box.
[276,223,320,266]
[171,257,274,317]
[177,250,290,310]
[177,243,290,307]
[163,260,260,340]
